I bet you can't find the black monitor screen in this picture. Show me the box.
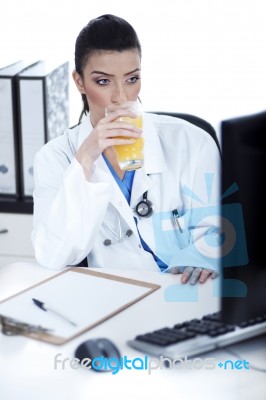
[221,110,266,324]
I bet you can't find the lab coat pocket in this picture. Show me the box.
[152,210,191,265]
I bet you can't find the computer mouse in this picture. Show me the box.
[74,338,121,372]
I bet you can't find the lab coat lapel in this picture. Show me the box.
[131,113,167,205]
[130,113,168,253]
[77,115,93,148]
[94,155,140,237]
[142,113,167,175]
[130,169,153,207]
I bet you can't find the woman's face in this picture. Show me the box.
[73,49,141,126]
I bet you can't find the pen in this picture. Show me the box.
[32,298,77,327]
[171,209,183,233]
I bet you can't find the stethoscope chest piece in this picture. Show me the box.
[135,192,154,218]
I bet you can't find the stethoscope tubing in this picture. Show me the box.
[102,192,154,245]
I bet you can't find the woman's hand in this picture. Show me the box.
[171,266,219,285]
[76,109,142,178]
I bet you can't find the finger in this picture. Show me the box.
[166,266,181,274]
[104,120,142,133]
[107,129,142,139]
[181,266,194,284]
[211,270,219,279]
[198,269,212,284]
[203,269,219,279]
[97,129,142,149]
[189,267,203,285]
[104,108,138,122]
[105,138,137,148]
[97,125,142,141]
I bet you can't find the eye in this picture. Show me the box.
[96,78,110,86]
[127,76,140,84]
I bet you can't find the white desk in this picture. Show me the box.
[0,262,265,400]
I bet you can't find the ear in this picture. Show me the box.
[72,70,86,94]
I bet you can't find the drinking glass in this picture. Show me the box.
[105,100,144,171]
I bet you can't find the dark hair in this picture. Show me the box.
[74,14,142,122]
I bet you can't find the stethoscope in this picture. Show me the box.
[103,210,133,246]
[103,192,154,246]
[134,191,154,218]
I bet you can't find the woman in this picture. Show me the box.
[32,14,220,285]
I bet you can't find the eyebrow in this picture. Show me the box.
[90,68,141,77]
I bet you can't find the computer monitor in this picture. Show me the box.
[221,110,266,324]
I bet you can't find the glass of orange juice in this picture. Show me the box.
[105,100,144,171]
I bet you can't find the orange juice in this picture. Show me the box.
[114,115,144,170]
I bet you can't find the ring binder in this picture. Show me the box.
[17,60,69,197]
[0,61,38,197]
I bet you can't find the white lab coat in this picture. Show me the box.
[32,113,221,271]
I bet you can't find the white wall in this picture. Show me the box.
[1,0,265,133]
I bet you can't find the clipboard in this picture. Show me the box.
[0,267,160,345]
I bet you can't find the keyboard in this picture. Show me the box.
[127,312,266,359]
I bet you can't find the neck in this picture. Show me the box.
[103,148,125,180]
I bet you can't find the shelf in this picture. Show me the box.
[0,197,33,214]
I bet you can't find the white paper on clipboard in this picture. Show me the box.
[0,267,160,344]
